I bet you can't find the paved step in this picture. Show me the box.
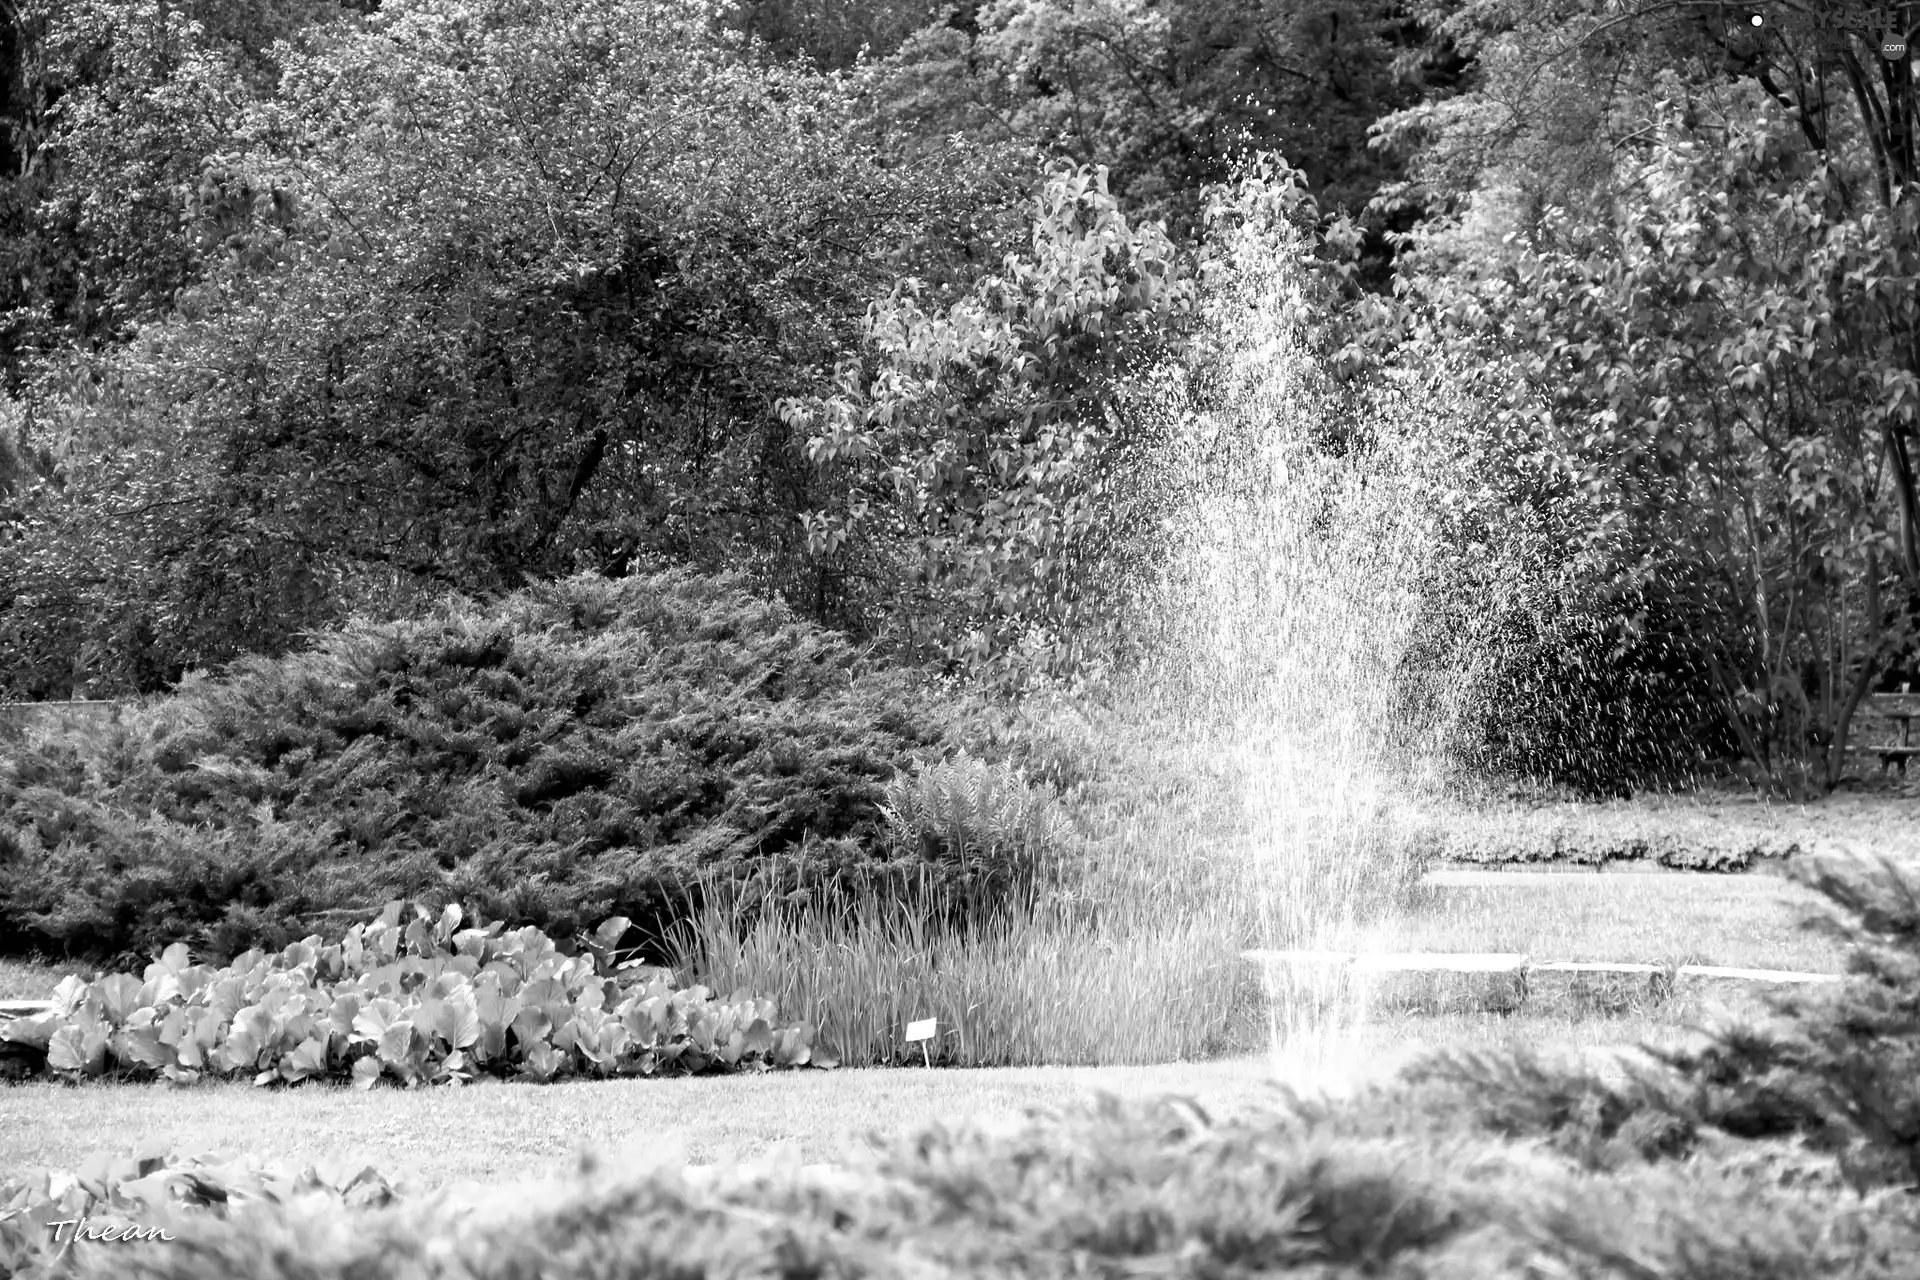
[1423,868,1786,886]
[1244,949,1841,1015]
[1673,964,1840,984]
[1243,950,1840,984]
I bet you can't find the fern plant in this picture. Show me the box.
[877,752,1080,924]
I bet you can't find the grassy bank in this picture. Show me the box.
[18,995,1920,1280]
[3,812,1912,1280]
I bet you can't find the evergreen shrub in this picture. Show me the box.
[0,571,1052,967]
[9,1092,1920,1280]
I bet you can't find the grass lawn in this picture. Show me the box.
[0,1010,1711,1192]
[1362,866,1847,973]
[0,958,96,1001]
[0,861,1848,1005]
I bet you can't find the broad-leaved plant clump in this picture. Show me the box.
[0,900,820,1091]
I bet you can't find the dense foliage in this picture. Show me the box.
[0,901,819,1092]
[1386,102,1920,793]
[862,0,1452,240]
[3,0,1919,787]
[0,571,1066,967]
[1360,0,1920,790]
[0,0,1031,695]
[778,164,1197,677]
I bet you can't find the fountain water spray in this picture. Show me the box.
[1122,169,1469,1092]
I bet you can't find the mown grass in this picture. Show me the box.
[0,865,1842,1007]
[0,853,1827,1190]
[0,1012,1703,1191]
[1,780,1904,1279]
[1361,868,1847,973]
[0,958,93,1001]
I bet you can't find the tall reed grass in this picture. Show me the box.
[669,865,1262,1068]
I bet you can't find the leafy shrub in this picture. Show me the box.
[1412,820,1796,872]
[0,570,1063,967]
[0,899,820,1090]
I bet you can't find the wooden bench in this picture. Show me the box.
[1865,693,1920,775]
[1879,747,1920,775]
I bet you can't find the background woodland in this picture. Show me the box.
[0,0,1916,797]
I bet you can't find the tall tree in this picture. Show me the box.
[0,0,1026,695]
[1373,0,1920,586]
[1351,3,1920,790]
[0,0,353,389]
[728,0,948,68]
[864,0,1459,243]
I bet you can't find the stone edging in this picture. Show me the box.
[1241,951,1840,984]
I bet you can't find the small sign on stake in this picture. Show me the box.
[904,1017,937,1067]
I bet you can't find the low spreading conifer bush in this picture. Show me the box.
[7,1093,1919,1280]
[0,571,1061,968]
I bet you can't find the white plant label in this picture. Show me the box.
[903,1018,937,1042]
